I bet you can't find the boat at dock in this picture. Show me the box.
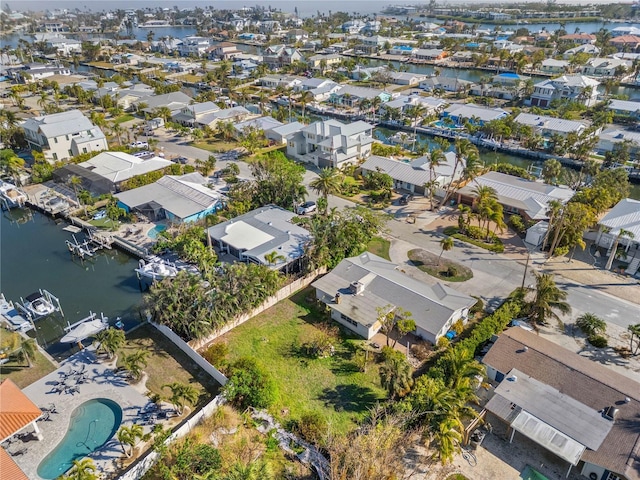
[0,180,27,210]
[19,289,63,320]
[135,258,179,282]
[60,312,109,345]
[0,293,33,332]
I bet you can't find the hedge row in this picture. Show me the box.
[452,233,505,253]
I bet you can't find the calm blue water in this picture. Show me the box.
[146,224,166,239]
[0,209,144,358]
[37,398,123,480]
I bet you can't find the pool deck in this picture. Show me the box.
[8,348,150,480]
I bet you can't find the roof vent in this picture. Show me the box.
[349,281,364,295]
[625,397,631,404]
[603,406,619,421]
[507,375,517,382]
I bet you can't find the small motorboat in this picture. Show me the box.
[22,290,58,319]
[0,180,27,209]
[135,259,179,282]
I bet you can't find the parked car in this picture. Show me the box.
[399,193,414,205]
[296,201,316,215]
[133,151,151,158]
[173,156,189,164]
[129,141,149,149]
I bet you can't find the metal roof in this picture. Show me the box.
[361,154,458,187]
[514,113,587,134]
[79,152,172,184]
[21,109,97,139]
[599,198,640,238]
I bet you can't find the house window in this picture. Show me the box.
[340,313,358,327]
[54,137,58,144]
[52,153,58,160]
[289,141,294,147]
[68,150,73,156]
[83,147,87,153]
[605,473,622,480]
[66,134,69,141]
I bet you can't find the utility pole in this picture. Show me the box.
[521,249,531,290]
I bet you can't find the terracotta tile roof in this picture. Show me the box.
[483,328,640,480]
[0,379,42,442]
[0,448,28,480]
[610,35,640,44]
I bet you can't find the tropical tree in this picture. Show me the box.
[264,250,285,266]
[163,382,199,415]
[528,272,571,327]
[60,458,98,480]
[0,149,25,185]
[541,158,562,185]
[195,155,217,177]
[438,237,454,267]
[575,313,607,337]
[379,350,414,400]
[628,323,640,355]
[441,138,479,208]
[16,338,37,368]
[299,90,313,120]
[604,228,635,271]
[216,120,235,141]
[406,103,427,151]
[425,149,445,211]
[93,328,125,359]
[117,424,144,457]
[121,349,149,381]
[439,347,485,390]
[309,167,342,215]
[224,460,272,480]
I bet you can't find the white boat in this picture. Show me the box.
[135,259,179,282]
[20,290,61,319]
[0,180,27,209]
[0,294,33,332]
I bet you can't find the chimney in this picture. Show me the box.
[603,406,619,421]
[335,292,342,304]
[349,281,364,295]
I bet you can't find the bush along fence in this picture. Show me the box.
[188,267,326,351]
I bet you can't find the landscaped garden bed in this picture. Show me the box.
[408,248,473,282]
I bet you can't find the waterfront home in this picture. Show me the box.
[595,128,640,158]
[135,91,194,116]
[265,121,305,145]
[558,33,596,45]
[210,42,242,61]
[389,45,415,56]
[286,119,373,168]
[360,152,461,197]
[312,252,476,344]
[387,71,428,86]
[482,327,640,480]
[513,113,589,138]
[262,45,304,69]
[540,58,570,75]
[580,57,632,78]
[196,106,253,129]
[233,116,283,137]
[45,37,82,56]
[116,172,224,223]
[9,62,71,83]
[595,198,640,275]
[259,74,304,89]
[151,38,183,55]
[97,84,154,111]
[76,151,171,192]
[441,103,508,127]
[380,94,448,117]
[609,35,640,53]
[307,53,342,71]
[22,109,108,163]
[419,76,472,93]
[529,74,600,108]
[298,77,338,92]
[286,29,308,43]
[329,85,391,107]
[456,171,575,222]
[470,73,531,101]
[207,205,310,270]
[562,44,600,59]
[412,48,448,61]
[611,25,640,37]
[172,101,220,126]
[177,36,211,57]
[606,99,640,119]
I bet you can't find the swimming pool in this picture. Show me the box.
[147,224,167,239]
[432,120,464,130]
[37,398,123,479]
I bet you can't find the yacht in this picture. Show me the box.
[0,180,27,209]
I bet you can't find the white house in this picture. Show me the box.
[286,119,373,168]
[22,110,108,163]
[562,44,600,59]
[530,74,600,108]
[178,36,211,57]
[540,58,570,75]
[580,57,632,78]
[381,94,448,117]
[513,112,588,138]
[312,252,476,343]
[595,198,640,275]
[595,128,640,157]
[78,151,172,191]
[172,101,220,126]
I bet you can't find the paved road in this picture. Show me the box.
[156,135,638,329]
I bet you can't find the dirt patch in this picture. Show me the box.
[408,248,473,282]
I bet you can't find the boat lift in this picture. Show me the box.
[64,311,108,333]
[17,289,63,321]
[66,231,113,259]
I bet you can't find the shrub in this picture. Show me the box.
[380,345,404,362]
[587,335,608,348]
[222,357,278,409]
[203,343,229,368]
[296,411,328,446]
[452,233,505,253]
[470,296,484,315]
[452,319,464,335]
[341,176,360,196]
[446,265,459,277]
[436,337,450,350]
[443,226,458,236]
[509,214,526,234]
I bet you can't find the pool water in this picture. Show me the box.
[147,224,167,239]
[432,120,464,130]
[520,465,550,480]
[37,398,123,479]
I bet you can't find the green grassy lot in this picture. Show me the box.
[0,330,57,388]
[113,114,135,124]
[219,289,387,434]
[408,248,473,282]
[192,140,238,153]
[367,236,391,260]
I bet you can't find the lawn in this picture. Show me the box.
[367,236,391,260]
[118,324,219,403]
[408,248,473,282]
[192,140,239,153]
[113,114,135,124]
[0,330,57,388]
[217,289,387,434]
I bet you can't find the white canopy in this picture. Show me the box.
[60,319,108,343]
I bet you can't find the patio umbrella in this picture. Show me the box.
[60,318,108,344]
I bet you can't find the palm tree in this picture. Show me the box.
[162,382,199,414]
[605,228,635,271]
[117,424,144,457]
[379,354,413,400]
[406,103,427,151]
[438,237,454,267]
[441,138,479,208]
[309,168,342,215]
[224,460,272,480]
[627,323,640,355]
[93,328,125,359]
[154,106,172,123]
[433,416,463,464]
[299,90,313,121]
[425,149,445,211]
[17,338,37,368]
[264,250,285,266]
[528,272,571,328]
[195,155,217,177]
[121,349,149,381]
[440,347,485,390]
[575,313,606,337]
[60,458,98,480]
[0,149,25,185]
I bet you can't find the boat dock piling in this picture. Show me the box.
[64,311,107,332]
[65,231,115,259]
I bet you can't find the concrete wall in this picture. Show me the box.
[188,267,326,351]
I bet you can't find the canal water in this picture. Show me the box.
[0,209,144,359]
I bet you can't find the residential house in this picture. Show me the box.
[312,252,476,343]
[196,106,252,129]
[482,327,640,480]
[286,29,308,43]
[595,198,640,275]
[562,44,600,59]
[611,26,640,37]
[470,72,531,101]
[342,20,366,34]
[307,53,342,71]
[136,91,194,116]
[581,57,632,77]
[233,116,283,137]
[0,379,43,480]
[607,99,640,119]
[116,173,224,223]
[387,71,428,86]
[412,48,448,61]
[77,151,172,192]
[540,58,570,74]
[210,42,242,60]
[265,121,305,145]
[530,74,600,108]
[513,112,589,138]
[298,77,337,92]
[609,35,640,52]
[360,152,462,197]
[596,128,640,158]
[45,37,82,56]
[152,38,183,55]
[260,74,304,90]
[259,20,282,33]
[381,94,447,117]
[558,33,596,45]
[207,205,311,270]
[103,84,155,111]
[456,171,575,221]
[10,62,71,83]
[262,45,304,69]
[329,85,391,107]
[441,103,508,126]
[172,101,220,126]
[419,76,473,93]
[286,119,374,168]
[389,45,415,56]
[22,109,108,163]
